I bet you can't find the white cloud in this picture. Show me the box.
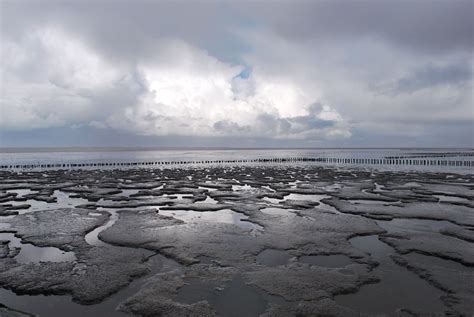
[1,1,472,147]
[0,28,350,140]
[2,22,471,146]
[0,27,128,130]
[99,37,352,140]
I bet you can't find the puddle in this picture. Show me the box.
[0,223,11,230]
[1,204,182,317]
[54,190,89,208]
[197,255,215,264]
[262,196,284,204]
[299,255,353,268]
[262,197,282,204]
[176,276,281,317]
[232,184,252,191]
[374,183,388,192]
[0,288,129,317]
[8,199,49,213]
[159,209,263,232]
[322,183,343,192]
[434,195,471,204]
[0,232,76,263]
[260,207,294,217]
[116,189,140,197]
[7,190,88,214]
[198,186,218,192]
[335,235,446,314]
[284,193,340,214]
[348,200,400,205]
[376,218,458,234]
[287,181,299,189]
[6,189,37,197]
[404,253,467,271]
[400,182,422,188]
[261,186,275,192]
[256,249,292,266]
[0,254,180,317]
[162,194,190,200]
[201,196,219,204]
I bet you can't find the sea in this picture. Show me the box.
[0,147,473,173]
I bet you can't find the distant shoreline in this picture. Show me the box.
[1,147,473,154]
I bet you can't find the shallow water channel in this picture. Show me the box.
[335,235,446,314]
[0,253,179,317]
[175,276,284,317]
[0,232,76,263]
[0,204,182,317]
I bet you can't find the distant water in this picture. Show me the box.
[0,148,473,173]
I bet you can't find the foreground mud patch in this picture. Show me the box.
[0,166,472,316]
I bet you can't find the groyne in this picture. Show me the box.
[1,157,473,170]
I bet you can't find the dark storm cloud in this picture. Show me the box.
[0,0,245,64]
[1,0,473,147]
[213,120,252,134]
[3,0,472,63]
[241,0,474,53]
[392,62,473,93]
[372,61,474,94]
[213,104,339,137]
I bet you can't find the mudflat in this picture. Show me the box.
[0,165,472,316]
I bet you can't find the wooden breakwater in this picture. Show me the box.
[1,157,473,170]
[385,152,474,160]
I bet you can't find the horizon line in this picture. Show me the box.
[1,146,473,154]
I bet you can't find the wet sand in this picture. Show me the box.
[0,165,472,316]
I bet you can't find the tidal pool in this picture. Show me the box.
[284,193,340,214]
[7,190,88,213]
[0,232,76,263]
[201,196,219,204]
[376,218,458,234]
[256,249,292,267]
[299,254,353,268]
[6,189,37,197]
[176,276,283,317]
[434,195,471,204]
[158,208,263,232]
[348,199,401,205]
[260,207,295,217]
[405,253,468,271]
[335,235,446,314]
[0,254,179,317]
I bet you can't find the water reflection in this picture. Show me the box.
[299,254,353,268]
[256,249,292,267]
[0,233,76,263]
[335,235,445,314]
[159,209,263,231]
[284,193,340,214]
[176,276,282,317]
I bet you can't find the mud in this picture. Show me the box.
[0,165,471,316]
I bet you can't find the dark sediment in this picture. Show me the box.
[0,165,471,316]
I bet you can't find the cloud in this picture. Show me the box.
[212,103,351,140]
[105,41,350,139]
[0,27,143,130]
[237,1,474,54]
[0,1,472,147]
[1,27,350,141]
[382,62,473,94]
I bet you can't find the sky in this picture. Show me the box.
[0,0,473,148]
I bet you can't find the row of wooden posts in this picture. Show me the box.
[1,157,473,170]
[385,152,474,160]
